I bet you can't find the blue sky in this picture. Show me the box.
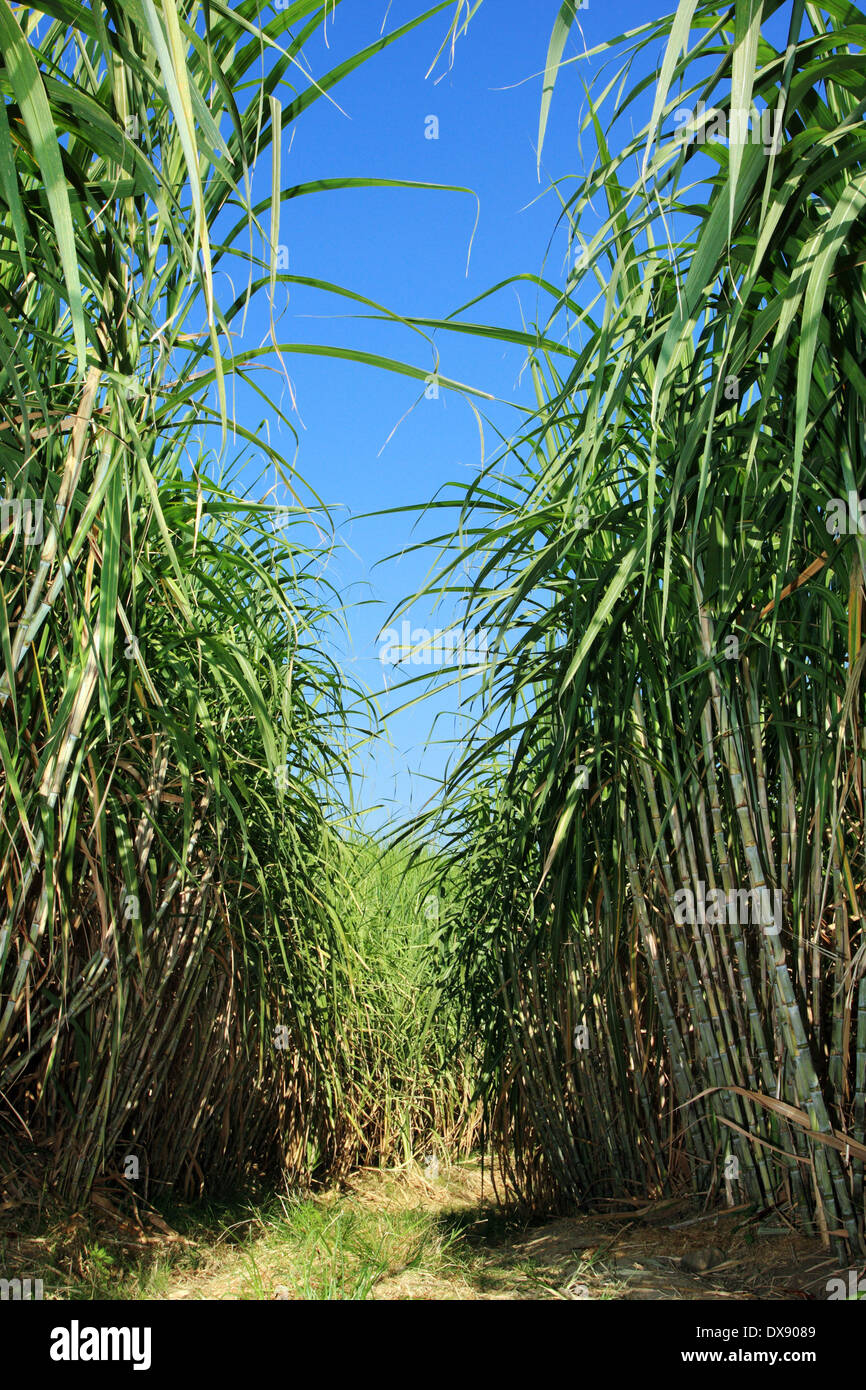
[220,0,680,829]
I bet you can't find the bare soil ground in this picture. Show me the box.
[354,1167,842,1302]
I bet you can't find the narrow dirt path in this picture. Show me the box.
[2,1159,849,1299]
[156,1163,843,1302]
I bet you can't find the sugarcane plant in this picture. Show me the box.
[420,0,866,1258]
[0,0,478,1205]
